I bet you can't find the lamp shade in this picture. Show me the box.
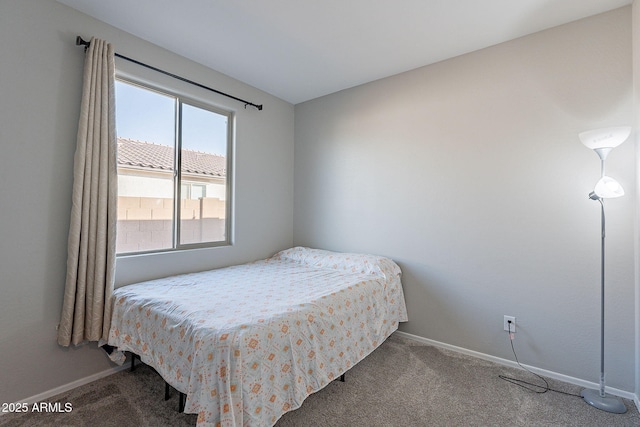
[593,176,624,198]
[579,126,631,150]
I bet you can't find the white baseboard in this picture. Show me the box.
[0,364,129,417]
[394,330,638,403]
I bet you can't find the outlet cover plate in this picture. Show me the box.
[504,315,516,332]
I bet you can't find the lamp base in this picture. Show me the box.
[581,389,627,414]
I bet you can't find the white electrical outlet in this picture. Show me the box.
[503,315,516,332]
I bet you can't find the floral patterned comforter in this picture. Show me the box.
[108,247,408,427]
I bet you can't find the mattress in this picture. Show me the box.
[108,247,408,426]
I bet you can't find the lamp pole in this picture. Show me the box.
[580,194,625,413]
[597,197,605,399]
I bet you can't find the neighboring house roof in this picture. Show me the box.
[117,138,226,177]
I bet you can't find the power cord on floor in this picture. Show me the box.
[499,320,581,398]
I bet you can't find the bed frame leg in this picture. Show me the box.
[164,381,185,412]
[165,382,171,401]
[340,373,345,382]
[128,353,183,412]
[179,392,186,413]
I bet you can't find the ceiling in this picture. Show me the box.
[58,0,632,105]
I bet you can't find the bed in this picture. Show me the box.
[107,246,408,427]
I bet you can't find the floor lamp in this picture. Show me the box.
[579,126,631,414]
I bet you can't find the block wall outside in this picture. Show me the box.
[116,196,226,253]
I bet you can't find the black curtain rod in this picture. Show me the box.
[76,36,263,111]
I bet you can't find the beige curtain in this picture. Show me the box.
[57,38,117,347]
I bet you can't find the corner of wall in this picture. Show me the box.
[633,0,640,411]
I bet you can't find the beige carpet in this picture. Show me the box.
[1,333,638,426]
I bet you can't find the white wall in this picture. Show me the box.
[117,175,226,200]
[294,7,636,392]
[118,174,174,198]
[633,0,640,402]
[0,0,294,404]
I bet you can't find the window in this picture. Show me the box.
[115,78,232,254]
[181,183,207,200]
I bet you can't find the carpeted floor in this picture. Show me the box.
[1,333,638,426]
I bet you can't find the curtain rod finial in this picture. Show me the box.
[76,36,90,47]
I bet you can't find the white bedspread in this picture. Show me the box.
[108,247,407,427]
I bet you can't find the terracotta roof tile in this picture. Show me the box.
[117,138,226,177]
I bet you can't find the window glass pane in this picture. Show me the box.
[115,81,176,254]
[179,103,228,245]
